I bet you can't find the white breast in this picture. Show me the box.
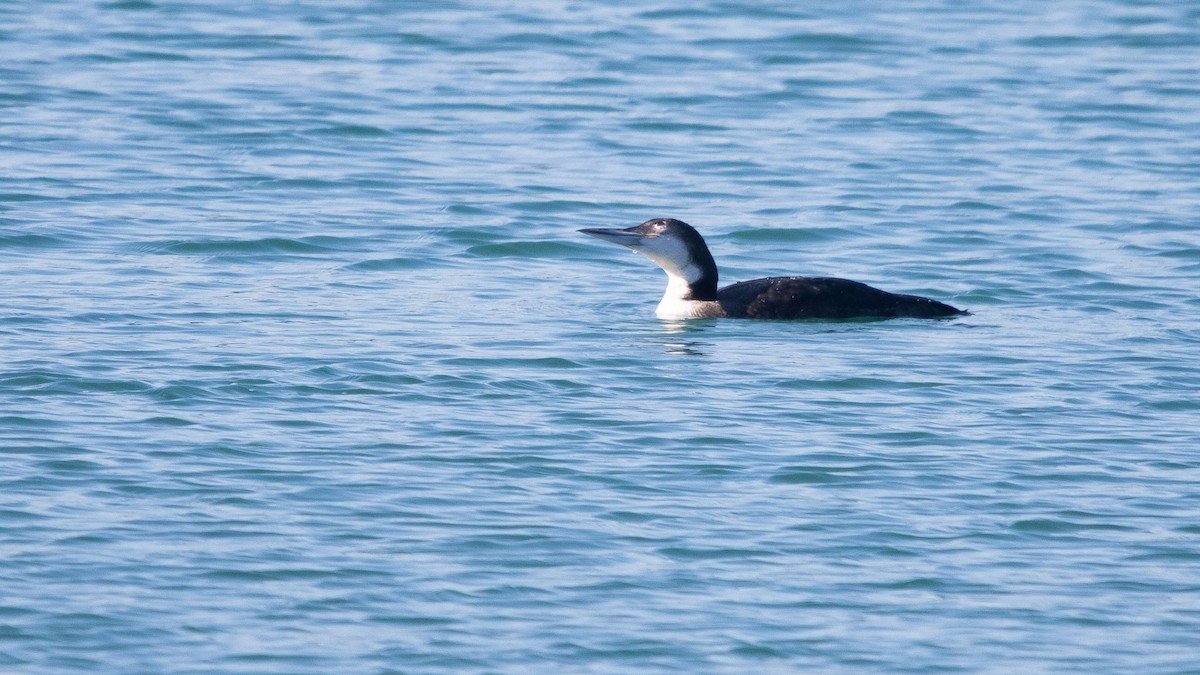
[655,299,712,319]
[654,273,716,319]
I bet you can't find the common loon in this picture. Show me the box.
[580,218,966,320]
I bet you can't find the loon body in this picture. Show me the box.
[580,218,965,320]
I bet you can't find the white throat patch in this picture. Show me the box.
[634,235,703,285]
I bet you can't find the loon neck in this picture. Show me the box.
[663,267,718,303]
[684,242,719,300]
[685,269,718,301]
[656,272,719,319]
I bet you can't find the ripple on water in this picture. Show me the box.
[466,241,584,259]
[726,226,857,243]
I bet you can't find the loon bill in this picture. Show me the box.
[579,218,966,320]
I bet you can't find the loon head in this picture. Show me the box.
[579,218,718,301]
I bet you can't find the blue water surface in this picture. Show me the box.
[3,1,1200,672]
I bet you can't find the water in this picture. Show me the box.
[3,0,1200,671]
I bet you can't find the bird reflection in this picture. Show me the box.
[653,318,714,356]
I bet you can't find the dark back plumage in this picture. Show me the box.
[717,276,964,320]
